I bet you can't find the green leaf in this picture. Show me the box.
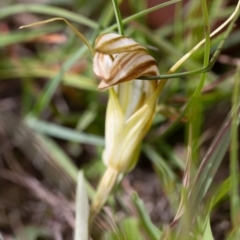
[25,117,104,146]
[122,217,144,240]
[0,27,61,47]
[132,193,162,240]
[0,68,97,91]
[202,217,214,240]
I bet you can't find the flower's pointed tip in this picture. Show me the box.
[98,81,110,91]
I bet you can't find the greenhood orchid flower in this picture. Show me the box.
[93,33,159,171]
[19,2,240,227]
[91,33,161,218]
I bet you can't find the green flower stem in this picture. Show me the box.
[112,0,124,35]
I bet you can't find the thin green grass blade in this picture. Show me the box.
[230,65,240,233]
[209,177,230,209]
[209,0,226,17]
[0,4,98,29]
[156,141,185,170]
[132,193,162,240]
[155,7,234,38]
[185,2,240,215]
[173,0,183,49]
[19,18,94,55]
[183,0,210,189]
[104,0,181,32]
[143,144,180,211]
[128,0,146,20]
[0,68,97,91]
[103,220,126,240]
[188,106,240,216]
[25,117,104,146]
[143,144,177,191]
[76,103,98,131]
[202,217,214,240]
[122,218,144,240]
[0,27,61,47]
[97,1,115,29]
[199,0,211,81]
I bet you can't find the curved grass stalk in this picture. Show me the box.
[20,17,94,56]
